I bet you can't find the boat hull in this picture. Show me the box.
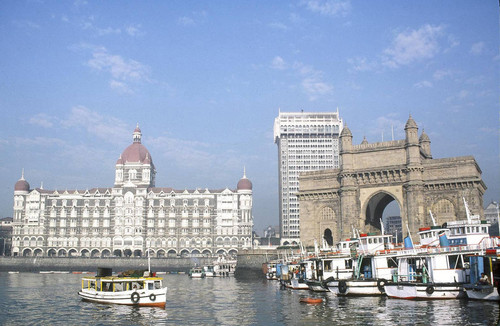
[287,278,310,290]
[78,288,167,307]
[306,280,329,292]
[326,279,384,296]
[464,285,500,301]
[384,282,465,300]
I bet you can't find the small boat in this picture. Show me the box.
[299,297,323,304]
[78,268,167,308]
[463,250,500,301]
[8,271,19,274]
[203,265,216,277]
[188,267,206,278]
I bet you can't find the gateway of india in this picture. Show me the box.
[12,125,253,257]
[297,115,486,247]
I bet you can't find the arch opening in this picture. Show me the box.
[365,192,401,241]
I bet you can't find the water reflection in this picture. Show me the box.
[0,273,499,325]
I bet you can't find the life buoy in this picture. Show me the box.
[149,293,156,302]
[131,292,140,303]
[338,280,347,294]
[426,285,435,295]
[377,279,386,293]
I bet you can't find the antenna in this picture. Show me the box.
[391,125,394,141]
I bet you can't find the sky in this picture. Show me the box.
[0,1,498,234]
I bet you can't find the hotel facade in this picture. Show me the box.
[12,126,253,258]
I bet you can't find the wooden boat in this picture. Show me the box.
[78,268,167,308]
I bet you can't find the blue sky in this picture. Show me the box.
[0,1,498,233]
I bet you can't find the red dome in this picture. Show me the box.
[120,142,152,164]
[15,178,30,191]
[237,177,252,191]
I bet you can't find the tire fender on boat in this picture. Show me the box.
[338,280,347,294]
[131,292,140,304]
[426,285,435,295]
[377,279,386,293]
[149,293,156,302]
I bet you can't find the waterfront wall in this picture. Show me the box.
[0,249,278,276]
[0,256,213,273]
[235,249,278,278]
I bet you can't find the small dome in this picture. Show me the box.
[15,177,30,192]
[237,178,252,191]
[419,130,430,143]
[361,136,368,145]
[405,114,417,129]
[119,126,153,164]
[340,125,352,137]
[237,168,252,191]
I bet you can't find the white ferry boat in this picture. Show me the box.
[78,268,167,308]
[325,233,397,296]
[188,267,206,278]
[383,247,481,300]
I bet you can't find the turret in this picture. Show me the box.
[419,129,432,159]
[404,115,420,165]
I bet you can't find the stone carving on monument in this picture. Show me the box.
[297,115,486,247]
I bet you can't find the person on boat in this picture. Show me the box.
[479,273,490,285]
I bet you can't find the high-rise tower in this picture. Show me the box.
[273,110,343,244]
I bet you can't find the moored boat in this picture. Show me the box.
[383,247,479,300]
[189,267,206,278]
[463,249,500,301]
[78,268,167,308]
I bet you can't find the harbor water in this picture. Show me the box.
[0,272,499,325]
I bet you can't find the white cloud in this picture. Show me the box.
[13,20,41,30]
[178,11,208,27]
[294,62,333,100]
[86,46,151,92]
[29,113,55,128]
[302,0,351,17]
[383,24,445,68]
[347,56,375,72]
[414,80,433,88]
[433,69,455,80]
[126,24,143,36]
[269,22,288,31]
[470,42,485,55]
[271,56,287,70]
[372,116,405,141]
[110,80,134,94]
[60,106,130,145]
[178,16,195,26]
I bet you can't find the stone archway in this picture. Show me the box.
[298,116,486,247]
[363,191,401,232]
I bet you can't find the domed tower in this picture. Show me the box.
[14,170,30,194]
[13,170,29,226]
[237,168,253,246]
[339,124,353,171]
[115,124,156,188]
[419,129,432,159]
[237,167,253,194]
[405,114,420,165]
